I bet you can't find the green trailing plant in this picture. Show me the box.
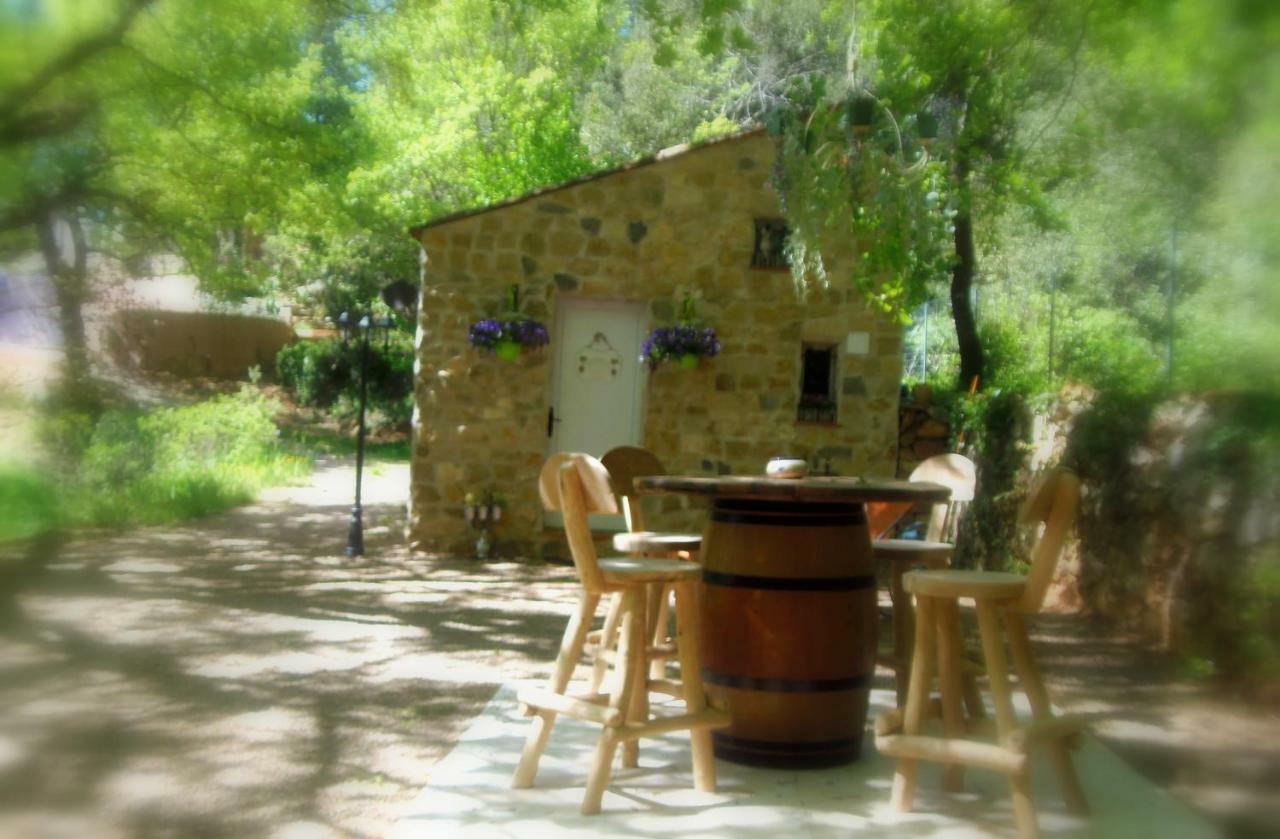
[771,78,953,318]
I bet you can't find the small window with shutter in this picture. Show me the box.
[798,343,838,423]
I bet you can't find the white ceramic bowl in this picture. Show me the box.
[766,457,809,479]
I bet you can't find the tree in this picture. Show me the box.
[0,0,367,390]
[767,0,1095,390]
[0,0,156,388]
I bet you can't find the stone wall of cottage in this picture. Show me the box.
[409,132,903,559]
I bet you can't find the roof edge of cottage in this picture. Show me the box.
[407,125,768,240]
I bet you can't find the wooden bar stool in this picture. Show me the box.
[603,445,702,558]
[512,453,728,815]
[875,469,1089,838]
[874,453,977,708]
[600,446,701,692]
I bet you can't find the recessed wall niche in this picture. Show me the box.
[751,218,790,269]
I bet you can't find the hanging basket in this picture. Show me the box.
[468,318,549,359]
[494,340,523,362]
[641,324,721,371]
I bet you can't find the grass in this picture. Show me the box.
[0,462,61,542]
[0,387,313,543]
[0,450,311,542]
[1,387,411,546]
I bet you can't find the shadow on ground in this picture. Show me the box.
[0,461,1275,837]
[1027,613,1280,838]
[0,461,579,839]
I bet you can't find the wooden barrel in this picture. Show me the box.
[700,497,877,767]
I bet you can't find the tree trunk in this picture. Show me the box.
[951,172,985,391]
[36,212,92,389]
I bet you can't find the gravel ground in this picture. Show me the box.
[0,460,1275,837]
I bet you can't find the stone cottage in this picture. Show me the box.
[408,128,904,558]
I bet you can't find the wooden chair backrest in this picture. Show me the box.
[1017,469,1081,614]
[539,452,619,594]
[601,445,666,532]
[909,453,977,542]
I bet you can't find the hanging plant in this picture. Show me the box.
[769,78,954,319]
[641,294,721,371]
[468,285,549,361]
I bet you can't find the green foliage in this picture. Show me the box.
[2,385,308,539]
[773,86,953,315]
[936,385,1035,572]
[0,462,61,542]
[72,386,307,527]
[581,17,736,162]
[1237,551,1280,681]
[341,0,608,229]
[275,333,415,430]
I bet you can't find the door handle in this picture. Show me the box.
[547,405,562,438]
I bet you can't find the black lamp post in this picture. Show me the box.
[338,308,394,557]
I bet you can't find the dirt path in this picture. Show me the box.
[1,462,1275,837]
[0,460,578,838]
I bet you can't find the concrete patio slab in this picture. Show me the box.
[394,684,1218,838]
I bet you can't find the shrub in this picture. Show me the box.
[276,333,414,429]
[6,385,309,538]
[144,387,280,470]
[938,385,1037,572]
[0,463,60,542]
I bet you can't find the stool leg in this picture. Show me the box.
[1006,610,1089,815]
[623,588,652,769]
[514,591,600,789]
[891,593,936,812]
[589,593,623,694]
[649,584,673,680]
[888,561,912,707]
[582,588,642,815]
[976,600,1039,839]
[935,597,968,793]
[961,666,986,722]
[673,579,716,792]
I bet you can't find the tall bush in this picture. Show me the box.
[941,386,1035,573]
[5,385,308,537]
[276,333,414,430]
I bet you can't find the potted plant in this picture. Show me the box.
[641,295,721,370]
[469,317,549,360]
[468,285,549,361]
[848,92,877,129]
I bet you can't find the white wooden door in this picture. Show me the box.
[546,298,647,529]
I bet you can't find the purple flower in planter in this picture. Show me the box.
[641,324,721,369]
[468,317,550,351]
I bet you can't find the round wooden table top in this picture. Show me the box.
[635,474,951,504]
